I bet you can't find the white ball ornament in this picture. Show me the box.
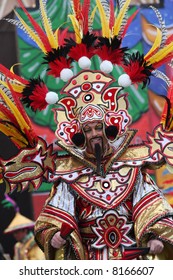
[45,91,59,104]
[100,60,113,73]
[60,68,73,82]
[118,74,132,87]
[78,56,91,69]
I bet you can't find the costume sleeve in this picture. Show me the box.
[34,181,84,260]
[133,171,173,259]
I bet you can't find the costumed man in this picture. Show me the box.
[1,0,173,260]
[34,73,173,260]
[4,212,45,260]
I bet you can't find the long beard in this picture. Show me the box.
[94,143,102,174]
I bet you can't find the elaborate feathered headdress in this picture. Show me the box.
[1,0,173,150]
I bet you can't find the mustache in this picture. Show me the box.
[89,136,102,144]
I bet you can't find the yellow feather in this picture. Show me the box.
[144,27,162,60]
[54,20,69,45]
[0,111,10,122]
[68,15,82,44]
[54,28,59,45]
[10,84,25,93]
[0,80,8,88]
[14,10,47,54]
[11,137,28,148]
[0,88,30,132]
[90,6,97,23]
[113,0,131,37]
[147,41,173,65]
[39,0,58,49]
[10,63,21,73]
[0,124,28,147]
[96,0,110,38]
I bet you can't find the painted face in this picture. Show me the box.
[82,121,107,155]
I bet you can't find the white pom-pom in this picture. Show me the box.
[78,56,91,69]
[118,74,132,87]
[45,91,58,104]
[60,68,73,82]
[100,60,113,73]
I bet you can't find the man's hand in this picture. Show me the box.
[147,239,164,255]
[51,231,66,249]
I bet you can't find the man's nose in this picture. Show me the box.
[91,129,97,137]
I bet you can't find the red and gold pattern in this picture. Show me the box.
[0,137,56,192]
[91,210,135,249]
[71,167,139,209]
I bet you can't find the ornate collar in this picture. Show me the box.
[57,129,137,177]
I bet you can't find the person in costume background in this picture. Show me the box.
[4,212,45,260]
[1,0,173,260]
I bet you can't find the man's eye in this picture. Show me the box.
[84,128,91,133]
[96,125,103,130]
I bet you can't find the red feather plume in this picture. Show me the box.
[68,43,94,60]
[122,52,153,87]
[26,82,49,111]
[48,57,72,77]
[96,45,125,65]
